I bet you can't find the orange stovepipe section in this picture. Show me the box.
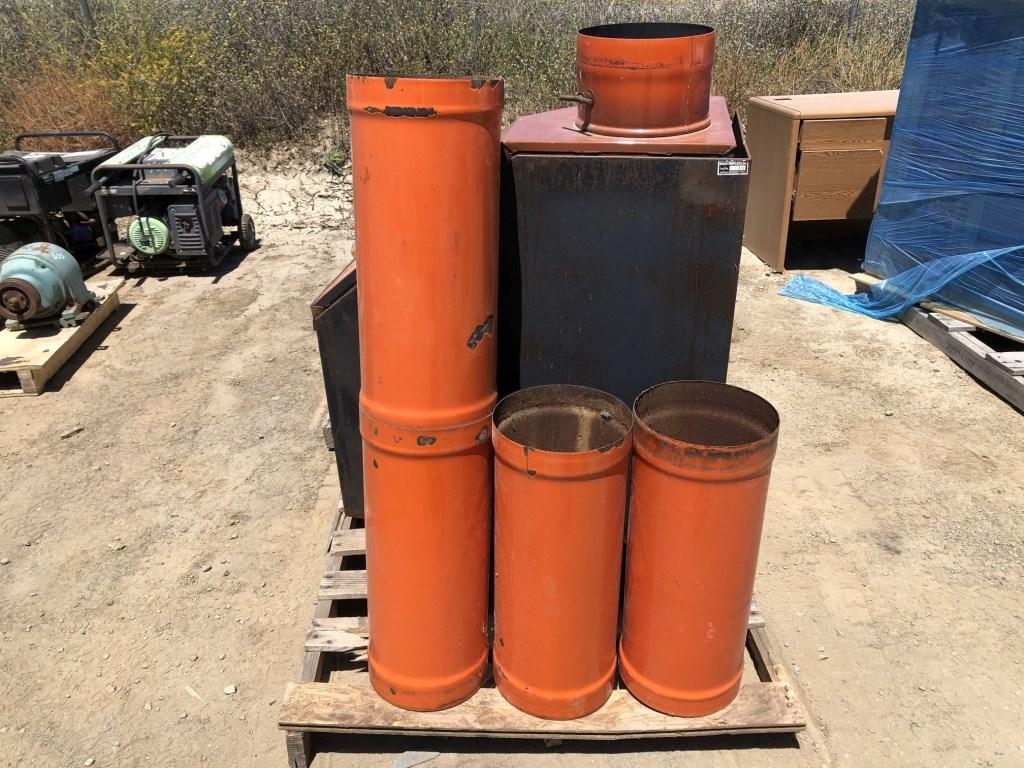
[575,22,715,138]
[619,381,780,717]
[347,74,503,712]
[492,385,633,720]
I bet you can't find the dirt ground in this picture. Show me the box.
[0,169,1021,768]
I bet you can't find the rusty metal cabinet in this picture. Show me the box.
[743,91,898,271]
[311,262,363,517]
[499,110,750,407]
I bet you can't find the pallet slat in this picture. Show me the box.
[319,570,368,601]
[0,271,124,397]
[901,307,1024,413]
[986,351,1024,376]
[305,626,368,653]
[280,681,804,739]
[329,528,366,557]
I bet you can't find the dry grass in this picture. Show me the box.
[0,0,913,153]
[1,65,130,148]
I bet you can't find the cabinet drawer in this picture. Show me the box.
[800,118,887,150]
[792,149,883,221]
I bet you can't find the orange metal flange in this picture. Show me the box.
[570,22,716,138]
[492,385,633,720]
[347,74,503,712]
[619,380,780,717]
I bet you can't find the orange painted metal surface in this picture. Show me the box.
[573,22,716,138]
[619,381,780,716]
[347,74,503,712]
[492,385,632,719]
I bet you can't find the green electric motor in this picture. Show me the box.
[0,242,96,327]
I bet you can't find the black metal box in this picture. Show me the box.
[498,115,750,406]
[311,262,363,517]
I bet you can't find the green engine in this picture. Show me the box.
[128,217,171,255]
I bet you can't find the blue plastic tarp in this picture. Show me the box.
[781,0,1024,338]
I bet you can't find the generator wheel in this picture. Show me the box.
[207,244,226,269]
[239,214,257,251]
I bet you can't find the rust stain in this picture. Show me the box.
[364,106,437,118]
[466,314,494,349]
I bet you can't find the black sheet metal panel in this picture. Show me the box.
[311,262,364,517]
[499,115,750,406]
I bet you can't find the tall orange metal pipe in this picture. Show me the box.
[492,385,632,719]
[347,74,503,712]
[619,380,780,716]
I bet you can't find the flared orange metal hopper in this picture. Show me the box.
[569,22,716,137]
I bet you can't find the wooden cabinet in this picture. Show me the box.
[743,91,898,271]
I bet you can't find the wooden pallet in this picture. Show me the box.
[0,270,125,397]
[280,505,807,768]
[853,273,1024,412]
[321,411,334,451]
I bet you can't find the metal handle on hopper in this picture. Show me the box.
[558,91,595,131]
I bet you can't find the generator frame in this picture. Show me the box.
[0,131,120,257]
[90,135,252,269]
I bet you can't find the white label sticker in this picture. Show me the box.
[717,159,749,176]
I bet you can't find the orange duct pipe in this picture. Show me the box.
[619,381,780,716]
[572,22,716,137]
[347,74,503,712]
[492,385,632,719]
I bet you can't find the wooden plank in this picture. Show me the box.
[923,304,1024,346]
[291,505,356,768]
[986,351,1024,376]
[285,731,310,768]
[279,680,804,739]
[308,606,764,654]
[750,90,899,120]
[800,117,887,150]
[323,499,345,556]
[319,570,368,601]
[748,598,766,630]
[321,410,334,451]
[792,149,882,221]
[742,99,800,272]
[305,626,368,653]
[901,307,1024,413]
[0,273,124,397]
[311,616,369,635]
[929,312,975,333]
[329,528,366,557]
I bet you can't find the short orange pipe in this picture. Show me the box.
[574,22,716,138]
[492,385,633,720]
[347,74,503,711]
[619,381,780,716]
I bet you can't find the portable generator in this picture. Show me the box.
[0,131,121,260]
[90,134,256,270]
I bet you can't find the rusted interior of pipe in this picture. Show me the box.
[494,385,632,453]
[634,380,779,448]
